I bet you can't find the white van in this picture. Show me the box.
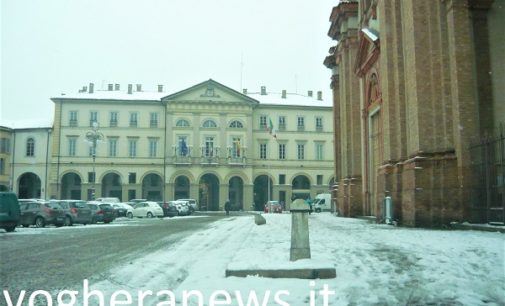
[312,193,331,212]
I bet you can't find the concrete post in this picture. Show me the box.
[290,199,311,261]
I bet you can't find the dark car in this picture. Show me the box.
[19,201,66,228]
[158,202,178,218]
[87,201,115,224]
[53,200,93,226]
[264,200,283,213]
[111,203,128,217]
[0,192,21,232]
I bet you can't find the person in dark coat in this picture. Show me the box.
[224,200,231,216]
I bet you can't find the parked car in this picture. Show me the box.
[127,199,147,206]
[19,201,66,228]
[177,198,198,212]
[111,203,129,217]
[52,200,92,225]
[127,201,164,218]
[264,200,283,213]
[87,201,115,224]
[0,192,21,232]
[312,193,331,213]
[158,202,178,217]
[172,200,190,216]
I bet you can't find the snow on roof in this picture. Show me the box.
[246,92,332,107]
[52,89,166,101]
[0,118,53,130]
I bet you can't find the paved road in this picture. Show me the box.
[0,214,224,301]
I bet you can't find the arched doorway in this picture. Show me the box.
[18,172,41,199]
[292,175,310,200]
[228,176,244,211]
[174,175,190,200]
[61,172,82,199]
[253,175,272,211]
[102,173,122,200]
[199,174,219,211]
[142,173,163,201]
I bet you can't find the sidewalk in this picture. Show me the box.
[76,213,504,306]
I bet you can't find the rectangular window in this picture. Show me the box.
[204,137,214,157]
[297,144,305,160]
[231,137,241,158]
[0,158,4,175]
[128,138,137,157]
[128,189,136,200]
[26,139,35,157]
[129,112,138,127]
[315,143,324,160]
[278,116,286,130]
[260,143,267,159]
[110,112,118,127]
[69,111,78,127]
[150,112,159,128]
[128,173,136,184]
[317,175,323,185]
[90,111,98,127]
[316,117,323,131]
[178,135,189,156]
[108,138,118,157]
[0,138,10,154]
[297,116,305,130]
[279,174,286,185]
[149,138,158,158]
[278,143,286,160]
[88,172,95,183]
[259,115,267,129]
[68,137,77,156]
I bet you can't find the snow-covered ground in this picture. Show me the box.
[61,213,504,306]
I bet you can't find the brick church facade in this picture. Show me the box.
[324,0,504,227]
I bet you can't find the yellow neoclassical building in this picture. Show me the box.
[10,79,335,211]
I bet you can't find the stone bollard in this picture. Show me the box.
[254,213,266,225]
[290,199,311,261]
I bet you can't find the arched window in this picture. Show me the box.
[176,119,190,127]
[229,120,243,128]
[26,138,35,157]
[202,119,217,128]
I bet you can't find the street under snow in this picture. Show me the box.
[45,213,505,306]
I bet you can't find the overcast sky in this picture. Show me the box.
[1,0,337,124]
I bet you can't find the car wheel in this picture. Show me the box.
[127,212,133,219]
[147,212,153,218]
[35,217,45,228]
[104,220,111,224]
[64,216,72,226]
[5,226,16,232]
[22,224,29,228]
[315,208,321,213]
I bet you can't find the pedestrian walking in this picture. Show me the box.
[224,200,231,216]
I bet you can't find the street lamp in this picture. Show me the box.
[86,122,103,200]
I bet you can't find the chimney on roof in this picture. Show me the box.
[108,84,113,91]
[114,84,120,91]
[128,84,133,94]
[79,86,87,93]
[89,83,94,94]
[317,91,323,101]
[261,86,266,95]
[242,88,248,94]
[308,90,313,97]
[158,85,163,92]
[136,84,142,92]
[281,90,286,99]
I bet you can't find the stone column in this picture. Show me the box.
[290,199,311,261]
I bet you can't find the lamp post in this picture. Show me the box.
[86,122,103,200]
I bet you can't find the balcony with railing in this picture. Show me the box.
[173,146,192,165]
[227,146,247,166]
[200,147,220,165]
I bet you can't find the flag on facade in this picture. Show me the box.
[235,139,241,156]
[268,118,277,139]
[180,139,188,156]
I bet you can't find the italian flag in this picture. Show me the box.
[268,118,277,139]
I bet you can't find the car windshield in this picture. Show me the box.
[99,204,112,209]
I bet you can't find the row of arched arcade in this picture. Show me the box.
[13,171,333,211]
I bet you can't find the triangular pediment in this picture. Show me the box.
[354,28,380,77]
[161,79,259,106]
